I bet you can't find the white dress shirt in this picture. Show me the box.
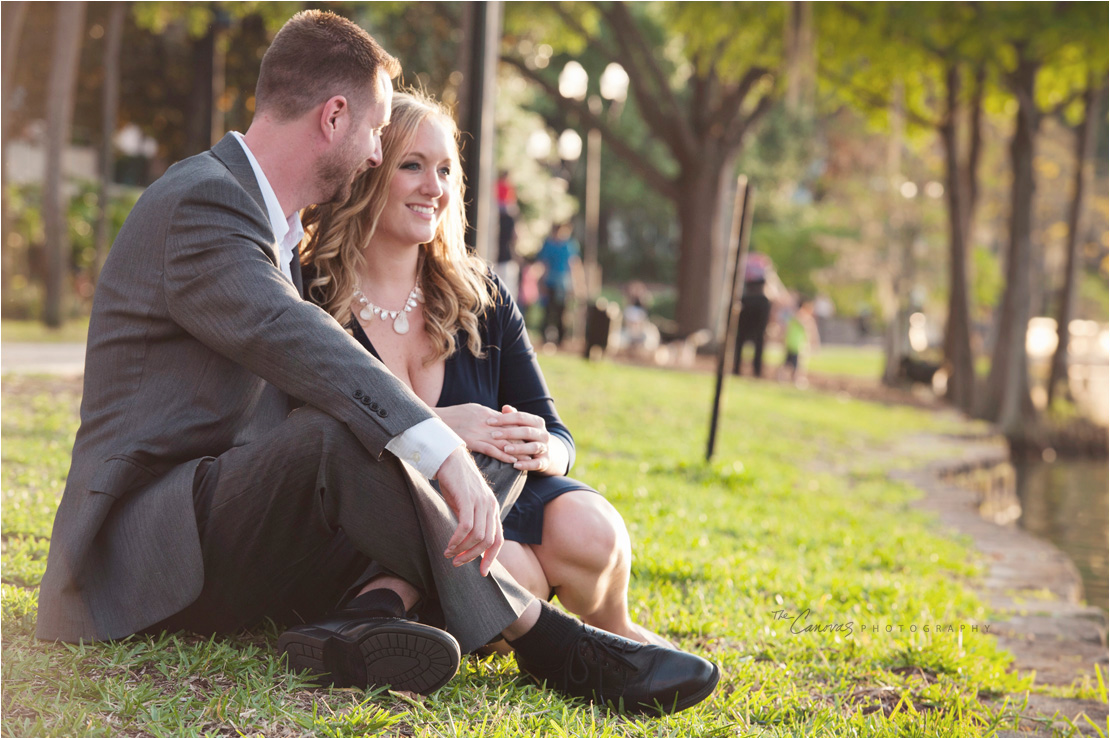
[231,133,463,479]
[231,132,301,281]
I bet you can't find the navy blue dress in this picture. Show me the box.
[348,275,593,545]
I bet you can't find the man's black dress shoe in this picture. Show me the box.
[277,612,461,695]
[515,624,719,714]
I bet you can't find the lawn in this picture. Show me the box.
[0,357,1077,736]
[1,318,91,344]
[752,343,884,380]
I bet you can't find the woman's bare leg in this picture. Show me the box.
[475,540,549,656]
[530,491,672,647]
[496,540,550,601]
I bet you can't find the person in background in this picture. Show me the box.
[536,222,583,347]
[781,295,820,387]
[731,254,773,377]
[494,171,520,301]
[621,281,660,359]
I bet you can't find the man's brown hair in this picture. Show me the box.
[255,10,401,122]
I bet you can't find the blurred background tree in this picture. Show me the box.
[502,2,787,336]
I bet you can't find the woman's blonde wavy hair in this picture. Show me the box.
[301,89,492,364]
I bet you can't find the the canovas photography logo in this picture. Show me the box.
[770,608,992,637]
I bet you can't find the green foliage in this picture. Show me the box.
[971,246,1004,318]
[356,2,464,95]
[131,1,293,37]
[2,182,141,320]
[815,2,947,140]
[503,2,598,55]
[662,2,787,82]
[1079,270,1110,320]
[817,2,1106,138]
[751,221,836,297]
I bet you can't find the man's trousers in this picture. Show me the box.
[152,406,534,653]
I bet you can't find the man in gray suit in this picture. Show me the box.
[36,10,718,713]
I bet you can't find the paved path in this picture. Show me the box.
[1,343,85,375]
[893,434,1108,736]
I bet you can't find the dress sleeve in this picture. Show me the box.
[490,275,577,473]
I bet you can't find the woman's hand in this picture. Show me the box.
[489,405,567,476]
[435,403,567,475]
[435,403,519,464]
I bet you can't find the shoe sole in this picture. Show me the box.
[277,622,461,695]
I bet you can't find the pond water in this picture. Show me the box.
[1014,459,1109,611]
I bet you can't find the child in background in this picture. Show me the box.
[781,296,820,387]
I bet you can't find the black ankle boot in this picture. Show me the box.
[515,622,719,714]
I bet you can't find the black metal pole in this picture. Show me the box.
[706,176,753,461]
[459,1,503,260]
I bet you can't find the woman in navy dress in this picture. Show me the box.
[300,90,667,648]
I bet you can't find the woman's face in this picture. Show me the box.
[373,117,455,250]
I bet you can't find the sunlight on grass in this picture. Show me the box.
[758,343,884,379]
[1,358,1036,736]
[1,318,91,344]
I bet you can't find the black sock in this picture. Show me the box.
[344,588,407,619]
[506,601,583,673]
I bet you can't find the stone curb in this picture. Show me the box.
[893,433,1108,736]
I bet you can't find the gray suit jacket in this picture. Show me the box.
[36,134,438,642]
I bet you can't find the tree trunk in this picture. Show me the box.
[785,1,814,115]
[881,82,906,386]
[457,0,503,261]
[980,50,1040,434]
[93,1,126,285]
[940,62,976,412]
[210,10,228,147]
[965,64,985,238]
[1046,80,1104,407]
[43,1,87,328]
[2,1,29,304]
[674,151,731,337]
[883,222,918,386]
[185,27,216,157]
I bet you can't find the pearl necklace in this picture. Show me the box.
[353,282,424,335]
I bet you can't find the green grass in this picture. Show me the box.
[807,345,885,379]
[752,343,884,380]
[1,318,90,344]
[0,359,1056,736]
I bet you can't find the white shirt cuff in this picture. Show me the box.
[386,418,465,479]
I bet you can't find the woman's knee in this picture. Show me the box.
[540,491,630,570]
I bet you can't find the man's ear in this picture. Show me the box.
[319,95,349,143]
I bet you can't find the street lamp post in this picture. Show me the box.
[558,61,628,302]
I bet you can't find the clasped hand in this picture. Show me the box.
[436,403,554,473]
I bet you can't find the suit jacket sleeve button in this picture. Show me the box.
[361,396,371,405]
[354,389,363,398]
[379,409,388,418]
[370,402,379,410]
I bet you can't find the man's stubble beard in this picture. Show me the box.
[316,134,360,206]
